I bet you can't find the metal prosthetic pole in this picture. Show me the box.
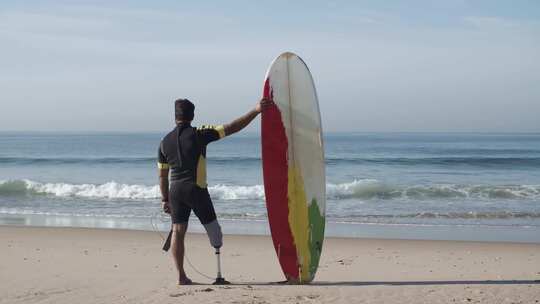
[212,247,229,285]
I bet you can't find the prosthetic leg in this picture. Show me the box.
[213,247,229,285]
[203,220,230,285]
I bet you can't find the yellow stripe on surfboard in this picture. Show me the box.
[287,166,311,282]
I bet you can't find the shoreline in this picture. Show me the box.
[1,225,539,303]
[3,223,540,246]
[2,213,540,244]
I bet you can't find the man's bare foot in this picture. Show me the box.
[178,277,192,285]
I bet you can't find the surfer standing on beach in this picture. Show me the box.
[158,98,272,285]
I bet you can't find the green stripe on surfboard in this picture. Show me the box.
[308,198,324,278]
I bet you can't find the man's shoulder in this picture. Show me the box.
[196,125,225,138]
[160,128,177,146]
[165,127,180,138]
[196,124,219,131]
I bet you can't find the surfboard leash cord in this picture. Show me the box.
[150,211,215,280]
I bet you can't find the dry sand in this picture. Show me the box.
[1,226,539,303]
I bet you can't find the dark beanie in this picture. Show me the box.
[175,99,195,121]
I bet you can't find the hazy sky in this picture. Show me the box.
[1,0,539,132]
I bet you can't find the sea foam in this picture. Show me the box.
[0,179,539,201]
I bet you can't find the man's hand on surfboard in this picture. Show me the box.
[223,98,274,136]
[256,98,273,113]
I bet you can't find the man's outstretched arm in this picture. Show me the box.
[223,98,272,136]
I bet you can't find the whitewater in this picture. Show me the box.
[1,179,540,201]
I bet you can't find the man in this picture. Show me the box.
[158,98,271,285]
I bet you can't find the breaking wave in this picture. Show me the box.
[0,180,161,199]
[327,179,540,200]
[0,180,264,200]
[1,179,539,201]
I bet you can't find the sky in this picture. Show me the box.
[0,0,539,132]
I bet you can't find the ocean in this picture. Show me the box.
[1,132,539,242]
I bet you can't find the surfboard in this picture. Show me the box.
[261,52,326,283]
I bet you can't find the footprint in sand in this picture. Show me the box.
[294,295,321,301]
[337,258,354,265]
[169,291,194,297]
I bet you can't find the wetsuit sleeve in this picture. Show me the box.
[197,125,226,145]
[157,142,169,169]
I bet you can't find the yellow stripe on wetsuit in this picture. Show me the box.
[157,162,169,169]
[199,124,226,139]
[215,125,226,138]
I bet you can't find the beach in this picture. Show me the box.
[2,133,540,302]
[1,226,539,304]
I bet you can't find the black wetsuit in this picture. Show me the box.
[158,123,226,224]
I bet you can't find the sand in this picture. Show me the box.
[1,225,539,303]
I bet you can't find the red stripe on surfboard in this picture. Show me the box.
[261,78,299,280]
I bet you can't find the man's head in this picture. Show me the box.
[175,98,195,122]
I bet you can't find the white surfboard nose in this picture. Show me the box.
[280,51,297,58]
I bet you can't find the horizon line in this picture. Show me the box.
[1,130,539,135]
